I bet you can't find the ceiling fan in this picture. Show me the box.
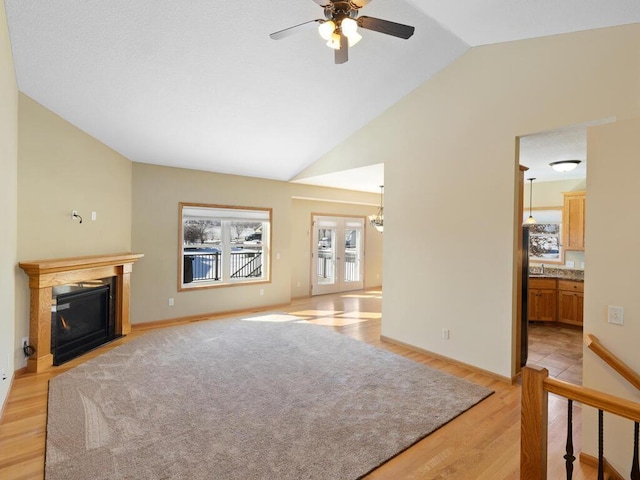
[269,0,415,64]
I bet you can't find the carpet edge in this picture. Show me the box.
[355,389,495,479]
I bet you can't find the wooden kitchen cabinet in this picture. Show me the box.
[528,277,557,322]
[562,191,586,251]
[557,280,584,326]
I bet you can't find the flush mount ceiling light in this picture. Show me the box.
[369,185,384,233]
[550,160,581,172]
[525,178,536,225]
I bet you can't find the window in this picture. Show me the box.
[523,208,563,264]
[179,203,271,290]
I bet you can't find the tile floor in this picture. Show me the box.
[526,322,583,384]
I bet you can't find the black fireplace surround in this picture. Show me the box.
[51,277,118,365]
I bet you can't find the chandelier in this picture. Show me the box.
[369,185,384,233]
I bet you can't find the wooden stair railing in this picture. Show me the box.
[583,333,640,479]
[521,365,640,479]
[584,333,640,392]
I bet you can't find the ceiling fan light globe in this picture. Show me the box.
[326,32,341,50]
[341,17,358,36]
[318,20,336,40]
[347,31,362,47]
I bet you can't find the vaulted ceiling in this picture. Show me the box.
[5,1,640,191]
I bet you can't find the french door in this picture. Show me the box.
[311,216,364,295]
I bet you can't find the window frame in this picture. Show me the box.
[178,202,272,291]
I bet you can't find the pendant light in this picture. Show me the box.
[525,178,536,225]
[369,185,384,233]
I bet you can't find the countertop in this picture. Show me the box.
[529,266,584,281]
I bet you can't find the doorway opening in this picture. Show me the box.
[311,215,365,295]
[516,119,610,380]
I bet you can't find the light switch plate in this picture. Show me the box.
[607,305,624,325]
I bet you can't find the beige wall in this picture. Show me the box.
[11,94,382,370]
[582,118,640,472]
[0,0,18,412]
[15,94,132,368]
[523,178,586,209]
[131,164,383,324]
[303,25,640,381]
[131,163,293,324]
[299,23,640,469]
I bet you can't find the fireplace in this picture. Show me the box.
[19,253,143,372]
[51,278,118,365]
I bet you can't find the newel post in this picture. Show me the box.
[521,366,549,479]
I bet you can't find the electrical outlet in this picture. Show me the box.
[259,289,264,296]
[442,328,450,340]
[71,210,78,220]
[1,368,6,381]
[22,336,29,348]
[168,298,174,306]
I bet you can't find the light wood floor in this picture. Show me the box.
[0,289,598,479]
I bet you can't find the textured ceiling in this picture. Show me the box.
[519,118,615,183]
[5,0,467,182]
[5,1,640,191]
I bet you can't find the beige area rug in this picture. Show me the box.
[46,314,493,480]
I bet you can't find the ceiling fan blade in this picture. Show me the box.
[334,32,348,64]
[351,0,373,7]
[270,19,321,40]
[357,16,415,39]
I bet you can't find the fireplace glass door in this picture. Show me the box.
[51,279,116,365]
